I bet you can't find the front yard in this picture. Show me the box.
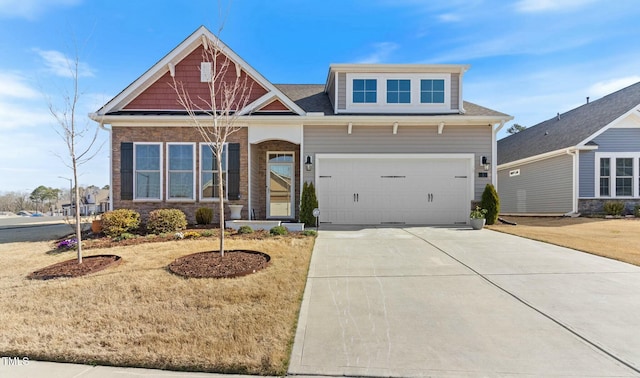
[0,234,314,375]
[488,216,640,266]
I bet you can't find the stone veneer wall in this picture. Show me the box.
[578,199,640,216]
[111,126,249,224]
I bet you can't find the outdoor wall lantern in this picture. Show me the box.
[305,155,313,171]
[481,156,490,171]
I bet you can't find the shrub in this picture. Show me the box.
[147,209,188,234]
[300,181,319,227]
[183,231,202,239]
[101,209,140,238]
[200,230,214,237]
[302,229,317,237]
[114,232,137,242]
[270,225,288,236]
[480,184,500,225]
[56,238,78,251]
[195,207,213,225]
[238,225,254,234]
[635,205,640,218]
[603,201,625,216]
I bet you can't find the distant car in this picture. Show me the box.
[16,211,32,216]
[31,212,44,217]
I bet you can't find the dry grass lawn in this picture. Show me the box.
[0,235,314,375]
[488,216,640,266]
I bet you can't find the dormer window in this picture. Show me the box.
[420,79,445,103]
[387,80,411,104]
[353,79,377,103]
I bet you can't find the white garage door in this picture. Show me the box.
[316,155,472,225]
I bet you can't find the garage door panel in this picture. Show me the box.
[317,156,471,225]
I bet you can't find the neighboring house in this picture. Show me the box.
[497,81,640,215]
[90,26,511,225]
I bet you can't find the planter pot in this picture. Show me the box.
[470,218,486,230]
[91,219,102,234]
[228,204,243,220]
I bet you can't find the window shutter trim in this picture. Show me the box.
[227,143,241,200]
[121,142,134,200]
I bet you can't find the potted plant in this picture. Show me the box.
[469,206,487,230]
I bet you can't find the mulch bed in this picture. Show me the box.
[168,250,270,279]
[28,255,122,280]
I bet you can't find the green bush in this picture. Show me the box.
[635,205,640,218]
[113,232,137,242]
[195,207,213,225]
[101,209,140,238]
[300,181,319,227]
[147,208,187,234]
[238,225,254,234]
[603,201,625,216]
[270,225,288,236]
[480,184,500,225]
[302,229,317,237]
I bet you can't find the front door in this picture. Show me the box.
[267,152,295,218]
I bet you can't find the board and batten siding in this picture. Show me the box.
[303,124,492,200]
[450,73,460,110]
[498,154,573,214]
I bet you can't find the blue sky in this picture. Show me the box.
[1,0,639,193]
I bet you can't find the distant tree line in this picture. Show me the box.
[0,184,108,213]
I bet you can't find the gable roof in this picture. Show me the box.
[93,26,305,118]
[498,81,640,165]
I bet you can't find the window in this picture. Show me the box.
[387,79,410,103]
[201,144,227,200]
[420,79,445,103]
[167,144,194,200]
[134,143,161,200]
[616,158,633,196]
[353,79,377,103]
[600,158,610,196]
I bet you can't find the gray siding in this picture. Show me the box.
[337,72,346,110]
[579,151,595,197]
[304,124,492,200]
[498,154,573,214]
[591,128,640,151]
[451,73,459,110]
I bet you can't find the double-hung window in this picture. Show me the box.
[616,158,633,196]
[134,143,162,200]
[420,79,445,103]
[600,158,610,196]
[167,143,195,200]
[387,79,411,103]
[353,79,377,103]
[200,143,228,200]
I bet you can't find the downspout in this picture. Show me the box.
[492,120,506,190]
[565,149,578,215]
[93,114,113,212]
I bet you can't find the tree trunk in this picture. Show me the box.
[73,160,83,264]
[217,146,225,257]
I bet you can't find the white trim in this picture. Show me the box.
[497,145,597,171]
[594,152,640,198]
[315,153,475,205]
[266,151,296,219]
[199,142,228,202]
[248,124,302,144]
[344,73,453,114]
[166,142,196,202]
[577,104,640,147]
[133,142,163,201]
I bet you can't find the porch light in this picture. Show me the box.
[305,155,313,171]
[481,156,490,171]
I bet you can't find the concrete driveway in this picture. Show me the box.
[288,226,640,377]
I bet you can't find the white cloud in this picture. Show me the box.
[34,48,95,78]
[0,0,80,19]
[588,76,640,98]
[356,42,400,64]
[514,0,598,13]
[0,72,39,99]
[438,13,462,22]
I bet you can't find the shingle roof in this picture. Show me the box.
[275,84,510,118]
[498,81,640,165]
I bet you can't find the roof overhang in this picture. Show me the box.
[497,145,598,170]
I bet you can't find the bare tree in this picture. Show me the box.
[46,48,103,264]
[170,32,253,257]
